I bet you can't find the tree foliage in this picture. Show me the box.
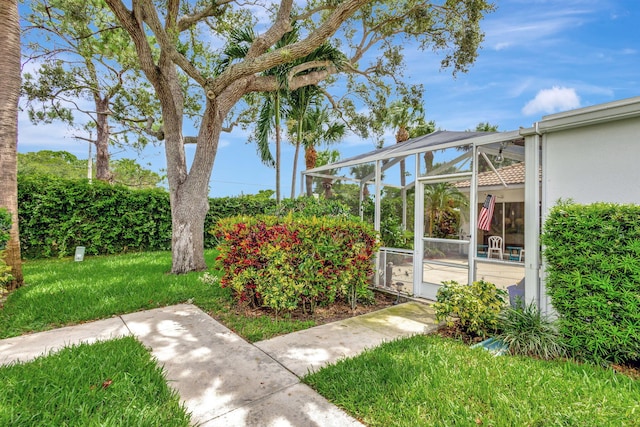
[21,0,164,182]
[18,150,162,188]
[99,0,495,273]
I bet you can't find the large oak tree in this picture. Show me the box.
[103,0,494,273]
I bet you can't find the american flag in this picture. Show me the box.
[478,194,496,231]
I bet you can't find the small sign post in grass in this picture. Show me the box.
[74,247,85,262]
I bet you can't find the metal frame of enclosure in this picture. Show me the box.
[303,96,640,313]
[302,129,541,305]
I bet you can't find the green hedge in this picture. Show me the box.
[17,176,353,259]
[0,208,12,287]
[542,201,640,365]
[0,208,10,251]
[214,215,380,313]
[19,175,173,258]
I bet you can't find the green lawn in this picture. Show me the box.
[304,334,640,427]
[0,250,314,342]
[3,251,638,426]
[0,336,191,426]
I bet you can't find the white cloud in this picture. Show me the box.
[522,86,581,115]
[483,7,594,51]
[494,42,512,51]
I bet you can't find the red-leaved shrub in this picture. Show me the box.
[214,215,380,313]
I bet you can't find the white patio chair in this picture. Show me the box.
[487,236,503,260]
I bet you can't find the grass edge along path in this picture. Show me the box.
[0,336,191,426]
[0,250,314,342]
[304,334,640,427]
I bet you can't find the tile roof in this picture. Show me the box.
[456,162,525,188]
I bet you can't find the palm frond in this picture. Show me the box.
[255,95,275,166]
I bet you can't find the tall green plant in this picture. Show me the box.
[497,302,566,360]
[424,182,468,238]
[434,280,507,338]
[542,201,640,365]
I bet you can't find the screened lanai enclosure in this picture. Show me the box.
[302,96,640,313]
[302,130,540,301]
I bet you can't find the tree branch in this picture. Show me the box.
[177,0,232,32]
[293,4,336,21]
[137,0,207,86]
[211,0,368,97]
[104,0,160,83]
[244,0,294,60]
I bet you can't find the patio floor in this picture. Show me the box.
[377,257,524,298]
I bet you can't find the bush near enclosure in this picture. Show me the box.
[542,201,640,365]
[214,215,380,314]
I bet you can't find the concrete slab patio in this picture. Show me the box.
[0,301,438,426]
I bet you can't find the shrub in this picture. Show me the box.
[380,216,413,249]
[18,175,172,258]
[542,201,640,365]
[0,208,10,250]
[18,176,365,258]
[214,215,380,314]
[204,193,276,248]
[434,280,507,338]
[269,196,354,218]
[496,302,566,360]
[0,208,13,288]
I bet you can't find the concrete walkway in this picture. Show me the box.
[0,302,438,426]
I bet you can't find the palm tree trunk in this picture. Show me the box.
[291,141,301,199]
[275,94,281,203]
[0,0,24,289]
[397,126,409,187]
[304,145,317,196]
[424,151,434,172]
[290,117,305,199]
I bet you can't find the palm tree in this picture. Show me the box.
[0,0,24,289]
[216,27,279,184]
[313,149,341,198]
[287,85,320,199]
[350,163,377,197]
[411,118,437,172]
[256,87,287,202]
[424,182,468,238]
[385,101,424,187]
[221,25,344,203]
[302,107,345,196]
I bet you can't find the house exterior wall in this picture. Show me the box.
[538,111,640,313]
[543,117,640,207]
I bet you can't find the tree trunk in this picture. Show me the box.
[167,96,227,274]
[291,140,301,199]
[275,94,281,203]
[322,178,332,198]
[424,151,434,172]
[304,145,317,196]
[0,0,24,289]
[170,182,209,273]
[95,97,113,182]
[397,126,409,187]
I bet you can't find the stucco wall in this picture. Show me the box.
[543,117,640,209]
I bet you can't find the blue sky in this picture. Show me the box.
[17,0,640,197]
